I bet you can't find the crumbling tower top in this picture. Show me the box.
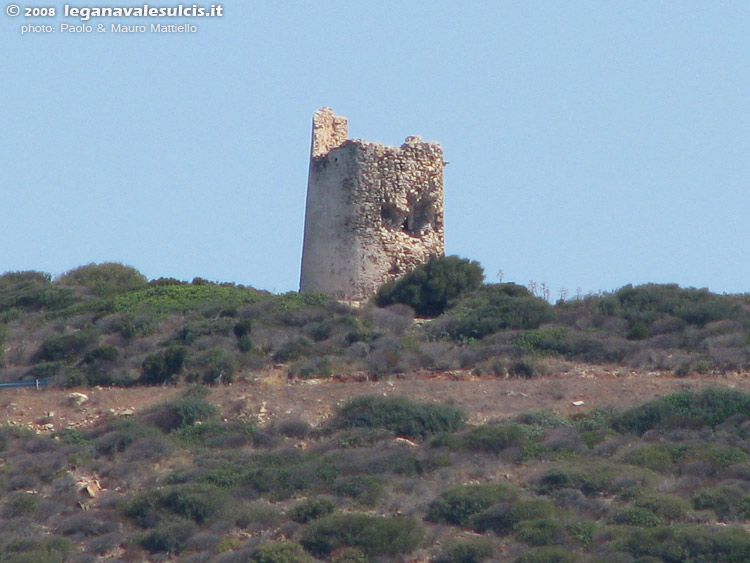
[300,108,445,301]
[311,107,349,158]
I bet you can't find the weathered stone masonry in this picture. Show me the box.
[300,108,445,301]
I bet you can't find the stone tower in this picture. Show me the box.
[299,108,445,301]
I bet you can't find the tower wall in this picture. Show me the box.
[300,108,444,301]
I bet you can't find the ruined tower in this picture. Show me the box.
[299,108,445,301]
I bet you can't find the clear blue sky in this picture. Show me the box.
[2,2,749,298]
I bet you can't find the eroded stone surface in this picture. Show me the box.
[300,108,445,301]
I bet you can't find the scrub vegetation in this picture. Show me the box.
[0,389,747,560]
[4,259,750,387]
[3,260,750,559]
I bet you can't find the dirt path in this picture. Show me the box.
[3,365,750,433]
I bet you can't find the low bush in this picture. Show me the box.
[618,525,750,561]
[436,537,495,563]
[140,346,188,385]
[600,283,743,328]
[426,482,519,526]
[94,419,159,456]
[36,331,97,362]
[289,357,333,380]
[142,391,219,432]
[472,498,555,535]
[434,423,537,455]
[56,262,148,297]
[612,506,662,527]
[330,475,382,506]
[234,502,283,529]
[289,498,336,523]
[514,546,578,563]
[0,270,76,313]
[691,486,744,520]
[536,460,652,496]
[514,518,568,546]
[124,483,227,527]
[634,493,689,521]
[375,255,484,317]
[327,395,466,440]
[252,541,311,563]
[436,283,554,340]
[139,517,197,554]
[175,318,234,345]
[189,347,237,384]
[300,513,423,558]
[612,388,750,435]
[109,313,156,339]
[273,337,315,363]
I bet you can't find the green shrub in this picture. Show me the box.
[437,537,495,563]
[234,318,253,338]
[174,420,255,448]
[329,546,367,563]
[0,536,74,562]
[612,506,662,527]
[473,498,555,535]
[0,270,76,313]
[626,321,649,340]
[110,284,264,316]
[514,518,568,546]
[515,327,568,355]
[141,346,188,384]
[83,345,119,363]
[330,475,382,506]
[235,319,254,351]
[619,525,750,561]
[95,419,158,455]
[327,395,466,440]
[175,318,234,345]
[190,347,237,384]
[345,327,383,345]
[438,283,554,340]
[289,498,336,523]
[513,410,569,430]
[461,423,536,454]
[621,444,676,472]
[143,393,218,432]
[300,513,423,558]
[566,520,596,547]
[508,359,543,379]
[234,502,283,528]
[602,283,743,328]
[289,357,333,380]
[139,517,197,553]
[536,461,651,496]
[514,546,577,563]
[252,541,312,563]
[612,387,750,435]
[692,486,743,520]
[273,337,315,363]
[36,330,97,362]
[56,262,148,297]
[375,255,484,317]
[124,483,227,527]
[635,493,689,521]
[426,482,519,526]
[0,324,7,365]
[110,314,156,339]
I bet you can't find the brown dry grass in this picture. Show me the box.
[5,362,750,433]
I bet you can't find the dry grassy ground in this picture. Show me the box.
[5,363,750,433]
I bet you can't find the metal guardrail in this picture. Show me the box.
[0,379,49,390]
